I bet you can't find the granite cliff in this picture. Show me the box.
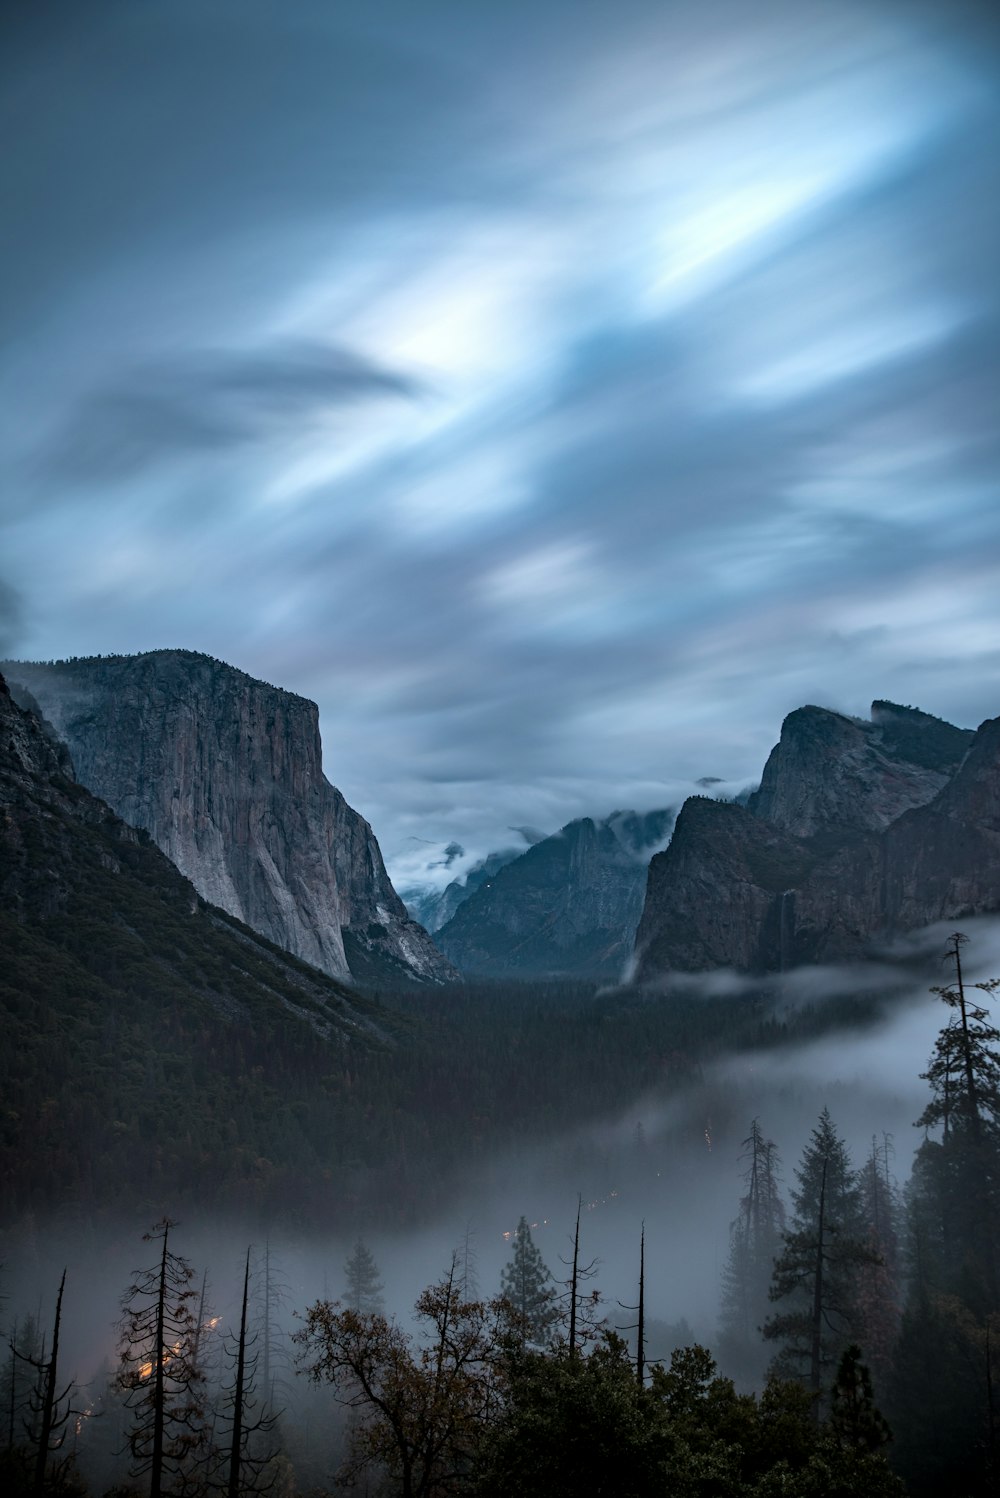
[634,700,992,982]
[3,651,455,985]
[436,807,674,978]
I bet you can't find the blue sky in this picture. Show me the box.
[2,0,999,888]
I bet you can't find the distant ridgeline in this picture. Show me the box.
[3,650,996,989]
[432,809,676,979]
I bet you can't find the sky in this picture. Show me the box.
[2,0,999,891]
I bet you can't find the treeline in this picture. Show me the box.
[712,932,1000,1496]
[0,906,888,1231]
[3,1214,902,1498]
[7,934,1000,1495]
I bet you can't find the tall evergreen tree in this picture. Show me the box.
[915,931,1000,1312]
[455,1223,480,1302]
[891,936,1000,1496]
[854,1135,901,1389]
[717,1120,785,1387]
[764,1110,875,1417]
[501,1218,557,1349]
[342,1240,384,1316]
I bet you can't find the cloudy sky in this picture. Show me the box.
[3,0,999,887]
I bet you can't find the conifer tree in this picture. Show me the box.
[854,1136,901,1388]
[891,936,1000,1494]
[914,931,1000,1312]
[2,1314,42,1455]
[455,1223,480,1302]
[501,1218,556,1349]
[764,1110,875,1417]
[342,1239,384,1316]
[717,1120,785,1386]
[830,1344,892,1453]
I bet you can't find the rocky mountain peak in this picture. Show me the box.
[746,700,972,841]
[2,651,455,986]
[436,806,674,978]
[633,698,993,984]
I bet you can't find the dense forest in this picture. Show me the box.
[4,933,1000,1495]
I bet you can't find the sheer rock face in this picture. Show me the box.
[634,702,994,983]
[436,807,674,979]
[633,798,813,977]
[3,651,455,985]
[746,702,972,840]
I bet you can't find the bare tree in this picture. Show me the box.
[208,1249,280,1498]
[116,1219,206,1498]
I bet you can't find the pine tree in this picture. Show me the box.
[854,1135,901,1388]
[717,1120,785,1387]
[455,1223,480,1302]
[501,1218,557,1349]
[829,1344,892,1452]
[342,1239,384,1316]
[763,1110,876,1418]
[915,931,1000,1312]
[890,936,1000,1494]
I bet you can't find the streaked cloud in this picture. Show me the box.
[1,0,998,875]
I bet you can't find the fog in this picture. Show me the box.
[4,914,997,1485]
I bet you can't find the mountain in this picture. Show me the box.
[3,651,455,986]
[745,700,972,841]
[403,846,531,932]
[634,700,992,981]
[0,669,403,1220]
[436,808,674,978]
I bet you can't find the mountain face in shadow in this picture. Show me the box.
[436,808,674,979]
[633,700,996,982]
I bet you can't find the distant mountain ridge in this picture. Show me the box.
[3,651,455,986]
[403,847,527,933]
[436,807,675,978]
[633,699,994,981]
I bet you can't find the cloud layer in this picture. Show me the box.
[2,0,998,871]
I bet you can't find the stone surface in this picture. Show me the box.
[634,701,995,982]
[746,702,972,841]
[633,797,814,977]
[437,807,674,978]
[4,651,455,985]
[0,668,391,1043]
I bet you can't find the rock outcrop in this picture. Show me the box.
[634,701,994,982]
[0,669,388,1040]
[3,651,455,985]
[746,701,972,841]
[437,808,674,978]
